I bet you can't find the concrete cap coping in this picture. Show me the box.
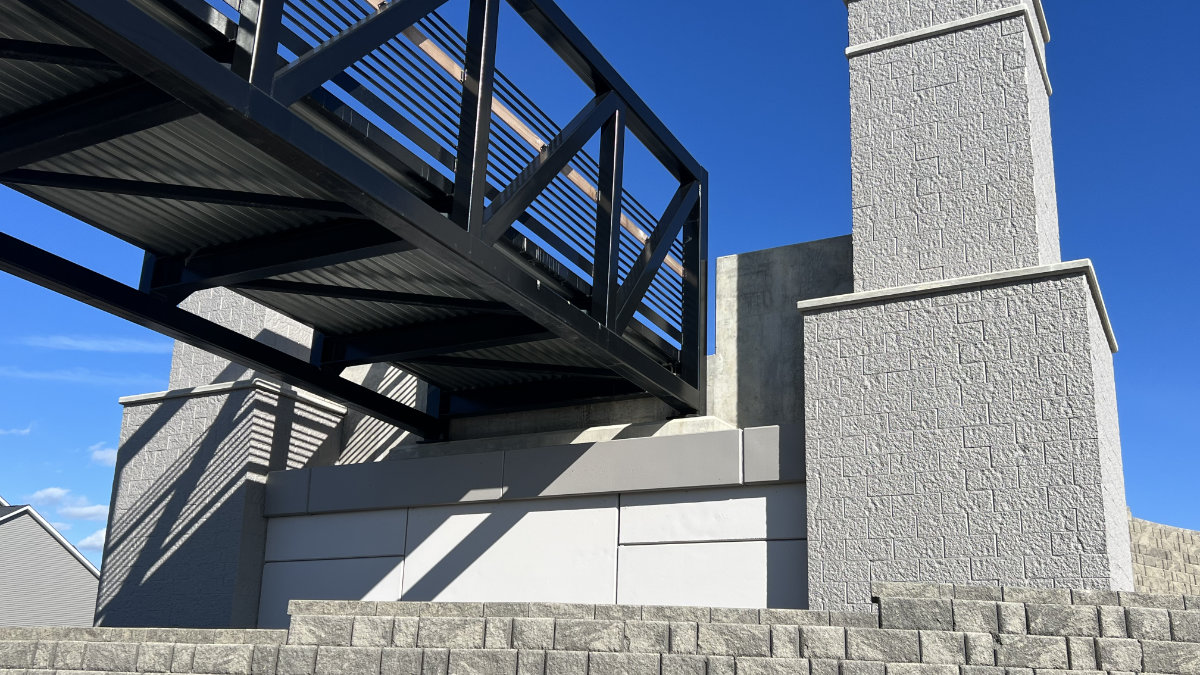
[118,377,348,414]
[796,259,1118,353]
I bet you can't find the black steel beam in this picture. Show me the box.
[0,232,442,438]
[407,355,619,379]
[449,0,500,233]
[0,76,193,172]
[613,180,699,331]
[29,0,702,413]
[481,91,619,244]
[505,0,704,183]
[143,219,412,301]
[272,0,451,104]
[447,378,643,416]
[0,38,122,70]
[0,169,361,217]
[590,106,624,325]
[315,316,553,370]
[235,279,516,314]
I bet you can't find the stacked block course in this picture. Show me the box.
[1131,518,1200,596]
[9,583,1200,674]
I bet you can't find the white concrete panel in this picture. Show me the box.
[616,540,808,609]
[265,510,408,561]
[619,484,807,544]
[402,495,618,603]
[257,557,404,628]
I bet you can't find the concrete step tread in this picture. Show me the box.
[872,582,1200,611]
[288,600,879,626]
[0,627,285,645]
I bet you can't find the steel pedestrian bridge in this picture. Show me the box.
[0,0,708,439]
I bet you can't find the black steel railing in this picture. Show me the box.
[214,0,707,383]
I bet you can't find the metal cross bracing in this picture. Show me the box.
[0,0,708,439]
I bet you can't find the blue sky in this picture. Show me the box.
[1,1,1197,569]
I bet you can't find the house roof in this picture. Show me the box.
[0,502,101,578]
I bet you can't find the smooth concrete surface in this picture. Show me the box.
[265,425,801,516]
[257,480,809,625]
[265,510,408,562]
[502,429,742,498]
[258,556,405,628]
[616,540,808,609]
[743,423,805,484]
[306,452,506,513]
[618,484,807,544]
[708,236,853,429]
[401,495,619,603]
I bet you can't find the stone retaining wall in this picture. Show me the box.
[9,583,1200,674]
[1131,517,1200,596]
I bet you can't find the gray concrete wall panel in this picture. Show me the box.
[401,496,619,604]
[306,453,505,513]
[744,424,806,484]
[258,557,405,628]
[618,485,807,544]
[502,430,742,499]
[802,272,1128,610]
[616,540,808,609]
[709,237,853,429]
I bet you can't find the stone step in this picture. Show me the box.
[3,639,1200,675]
[288,600,881,628]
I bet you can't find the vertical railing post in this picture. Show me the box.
[590,105,625,326]
[451,0,501,232]
[680,173,708,406]
[233,0,285,90]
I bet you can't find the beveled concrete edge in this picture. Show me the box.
[796,259,1118,354]
[118,377,348,414]
[265,425,803,517]
[844,4,1052,97]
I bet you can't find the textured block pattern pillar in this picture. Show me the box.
[801,269,1132,610]
[96,383,343,628]
[847,0,1060,291]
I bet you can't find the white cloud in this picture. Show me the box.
[77,529,106,551]
[28,486,70,505]
[0,366,161,387]
[89,442,118,467]
[59,504,109,521]
[26,487,109,522]
[17,335,173,354]
[0,424,32,436]
[51,521,72,531]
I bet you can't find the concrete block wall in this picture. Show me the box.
[847,0,1060,291]
[97,381,343,628]
[1130,517,1200,596]
[801,267,1131,610]
[14,581,1200,674]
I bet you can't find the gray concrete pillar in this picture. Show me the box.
[847,0,1059,291]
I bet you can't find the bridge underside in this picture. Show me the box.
[0,0,708,439]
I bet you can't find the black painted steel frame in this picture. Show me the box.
[0,0,708,439]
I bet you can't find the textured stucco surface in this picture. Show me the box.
[169,289,313,390]
[1131,517,1200,595]
[848,13,1059,292]
[802,272,1130,610]
[97,384,342,628]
